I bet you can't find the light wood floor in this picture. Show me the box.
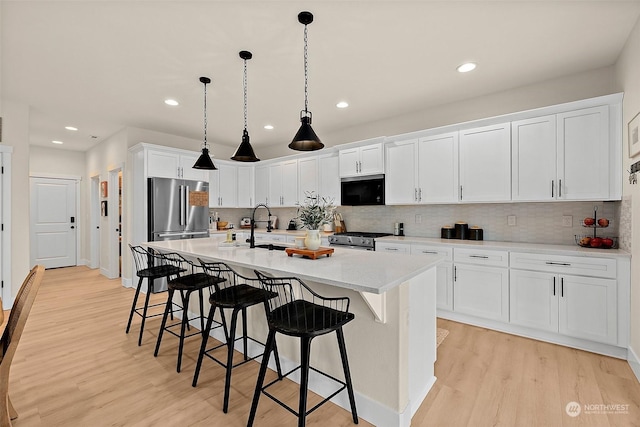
[8,266,640,426]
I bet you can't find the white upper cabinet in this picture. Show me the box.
[512,115,557,201]
[318,153,341,205]
[557,105,610,200]
[209,162,237,208]
[254,165,269,205]
[385,139,418,204]
[146,147,209,181]
[237,166,255,208]
[419,132,459,203]
[269,159,298,207]
[298,156,319,204]
[339,142,383,177]
[459,123,511,202]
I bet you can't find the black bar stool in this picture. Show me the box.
[154,252,226,372]
[192,260,283,414]
[248,270,359,427]
[126,245,184,346]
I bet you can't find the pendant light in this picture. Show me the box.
[193,76,217,170]
[231,51,260,162]
[289,11,324,151]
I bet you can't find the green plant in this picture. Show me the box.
[297,191,336,230]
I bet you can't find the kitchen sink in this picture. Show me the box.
[254,243,288,251]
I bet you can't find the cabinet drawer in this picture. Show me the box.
[376,242,410,254]
[510,252,616,279]
[411,244,453,261]
[454,248,509,267]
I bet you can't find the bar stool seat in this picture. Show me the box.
[192,260,283,414]
[126,245,185,346]
[249,270,359,427]
[154,252,226,372]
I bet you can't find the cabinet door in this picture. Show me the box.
[237,166,254,208]
[180,154,209,181]
[454,264,509,322]
[509,270,558,332]
[559,274,617,344]
[359,143,384,175]
[147,150,179,179]
[459,123,511,202]
[209,169,220,208]
[436,263,454,311]
[318,154,340,205]
[281,160,298,206]
[254,165,269,205]
[339,148,360,177]
[512,115,557,201]
[217,163,237,207]
[298,157,319,204]
[385,140,417,204]
[269,163,283,206]
[418,132,458,203]
[557,106,610,200]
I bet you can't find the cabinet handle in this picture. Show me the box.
[359,161,362,172]
[459,185,463,201]
[355,161,359,173]
[454,266,457,281]
[469,255,489,259]
[422,250,438,254]
[386,247,398,251]
[551,180,554,198]
[561,277,564,297]
[545,261,571,266]
[559,179,562,197]
[553,276,556,296]
[418,188,422,202]
[414,188,418,201]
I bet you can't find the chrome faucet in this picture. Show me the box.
[249,203,272,248]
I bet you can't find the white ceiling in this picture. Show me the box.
[3,1,640,155]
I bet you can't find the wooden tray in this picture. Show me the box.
[285,247,334,260]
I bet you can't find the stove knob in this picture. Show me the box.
[363,238,371,246]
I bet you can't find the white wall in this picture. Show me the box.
[615,14,640,370]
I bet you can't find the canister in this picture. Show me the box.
[468,226,484,240]
[455,222,468,239]
[441,226,456,239]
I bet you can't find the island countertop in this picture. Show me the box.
[145,236,443,294]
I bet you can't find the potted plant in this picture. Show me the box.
[297,192,336,250]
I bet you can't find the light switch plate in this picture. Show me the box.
[507,215,516,226]
[415,214,422,224]
[562,215,573,227]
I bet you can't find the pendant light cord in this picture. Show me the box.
[243,58,248,130]
[203,81,208,148]
[303,23,309,114]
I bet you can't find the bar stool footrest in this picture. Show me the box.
[202,335,269,370]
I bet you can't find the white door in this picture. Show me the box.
[30,177,77,269]
[509,269,558,332]
[318,154,340,205]
[385,139,417,204]
[218,163,238,207]
[359,143,383,175]
[453,264,509,322]
[281,160,298,206]
[298,156,319,203]
[339,148,360,177]
[237,166,254,208]
[419,132,459,203]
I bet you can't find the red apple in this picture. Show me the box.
[590,237,603,248]
[583,217,595,226]
[579,237,592,247]
[601,237,614,248]
[598,218,609,227]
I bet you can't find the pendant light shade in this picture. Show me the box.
[193,76,217,170]
[231,51,260,162]
[289,11,324,152]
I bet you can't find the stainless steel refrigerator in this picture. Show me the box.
[147,177,209,291]
[148,177,210,242]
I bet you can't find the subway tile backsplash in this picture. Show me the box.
[213,201,626,248]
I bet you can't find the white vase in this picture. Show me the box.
[305,229,322,251]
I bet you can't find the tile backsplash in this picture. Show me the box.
[212,201,624,248]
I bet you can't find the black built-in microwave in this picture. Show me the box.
[340,174,385,206]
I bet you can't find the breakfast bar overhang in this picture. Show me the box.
[146,237,443,427]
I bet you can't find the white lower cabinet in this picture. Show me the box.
[510,269,617,345]
[454,263,509,322]
[411,244,453,311]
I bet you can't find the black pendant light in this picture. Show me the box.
[231,51,260,162]
[289,11,324,151]
[193,76,217,170]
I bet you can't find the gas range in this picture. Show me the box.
[328,231,392,251]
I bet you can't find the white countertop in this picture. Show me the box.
[377,236,631,258]
[146,236,443,294]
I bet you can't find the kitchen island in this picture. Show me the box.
[146,236,443,427]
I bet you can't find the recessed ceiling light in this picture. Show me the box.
[52,140,64,144]
[336,101,349,109]
[457,62,477,73]
[264,125,274,130]
[65,126,78,131]
[164,99,179,106]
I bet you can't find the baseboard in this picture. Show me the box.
[79,258,90,266]
[185,310,408,427]
[121,277,133,288]
[628,345,640,384]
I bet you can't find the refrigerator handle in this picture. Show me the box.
[179,185,185,226]
[184,185,190,226]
